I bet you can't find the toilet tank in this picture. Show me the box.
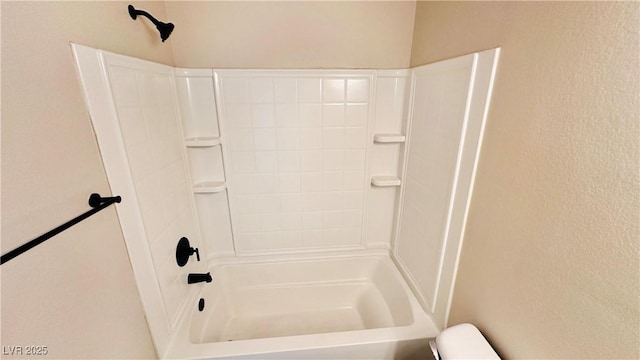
[435,323,501,360]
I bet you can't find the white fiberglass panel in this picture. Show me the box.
[396,54,476,315]
[216,71,375,254]
[394,49,500,328]
[72,44,206,356]
[365,70,410,250]
[105,61,205,326]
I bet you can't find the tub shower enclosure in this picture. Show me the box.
[73,44,499,359]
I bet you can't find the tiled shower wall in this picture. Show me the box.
[217,71,375,253]
[107,62,204,328]
[173,69,408,258]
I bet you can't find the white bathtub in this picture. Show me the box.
[165,254,439,359]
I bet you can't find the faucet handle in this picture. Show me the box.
[176,237,201,267]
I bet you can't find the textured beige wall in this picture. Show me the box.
[1,1,174,358]
[165,1,416,69]
[411,2,639,359]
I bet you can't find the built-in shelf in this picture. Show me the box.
[185,137,221,147]
[193,181,226,194]
[371,176,402,187]
[373,134,406,144]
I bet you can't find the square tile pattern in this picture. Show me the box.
[109,65,200,326]
[219,73,372,252]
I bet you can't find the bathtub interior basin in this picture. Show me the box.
[167,254,438,359]
[190,256,414,343]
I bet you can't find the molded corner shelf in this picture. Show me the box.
[185,137,221,147]
[373,134,406,144]
[371,176,402,187]
[193,181,226,194]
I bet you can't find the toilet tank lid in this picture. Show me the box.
[436,323,501,360]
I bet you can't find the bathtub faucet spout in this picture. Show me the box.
[187,272,212,284]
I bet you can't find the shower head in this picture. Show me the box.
[128,5,174,42]
[156,22,175,43]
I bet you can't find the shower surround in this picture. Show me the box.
[72,43,499,359]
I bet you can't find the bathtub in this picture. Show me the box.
[165,254,439,359]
